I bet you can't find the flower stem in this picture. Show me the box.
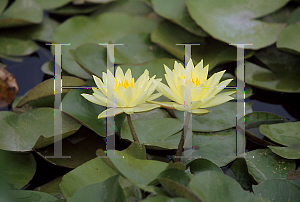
[126,114,140,143]
[175,111,191,162]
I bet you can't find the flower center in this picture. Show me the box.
[180,71,201,86]
[115,78,134,90]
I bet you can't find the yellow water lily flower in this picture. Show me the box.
[81,67,162,119]
[149,59,236,115]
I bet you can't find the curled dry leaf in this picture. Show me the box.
[0,67,18,109]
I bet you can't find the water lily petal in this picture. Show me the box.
[216,90,237,97]
[199,64,209,84]
[93,75,107,95]
[114,93,127,107]
[81,93,106,106]
[191,86,205,101]
[200,96,215,107]
[201,95,234,108]
[93,93,114,107]
[102,72,107,86]
[98,107,124,119]
[123,87,133,105]
[192,108,209,115]
[146,93,162,101]
[185,59,194,76]
[147,101,176,109]
[192,100,202,109]
[129,90,148,107]
[115,66,124,81]
[157,82,183,105]
[165,73,181,98]
[116,85,126,100]
[133,103,160,113]
[125,68,132,82]
[173,104,192,112]
[123,107,135,114]
[207,79,233,98]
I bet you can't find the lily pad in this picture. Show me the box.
[141,196,194,202]
[253,179,300,202]
[114,33,173,65]
[187,158,222,175]
[8,190,59,202]
[0,0,8,14]
[0,150,36,189]
[186,0,287,50]
[175,102,252,132]
[41,61,72,76]
[121,118,183,149]
[156,168,191,187]
[182,128,238,167]
[15,76,86,108]
[244,61,300,93]
[48,3,102,15]
[259,121,300,159]
[34,176,64,199]
[189,171,267,202]
[288,7,300,24]
[33,0,72,10]
[62,87,126,137]
[0,35,38,56]
[52,12,157,78]
[245,149,296,183]
[151,21,254,71]
[151,0,208,37]
[60,157,118,198]
[0,108,81,151]
[277,22,300,54]
[68,175,126,202]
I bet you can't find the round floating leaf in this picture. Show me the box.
[151,21,254,71]
[189,171,267,202]
[108,150,168,189]
[288,7,300,24]
[0,0,8,14]
[121,118,183,149]
[0,0,43,28]
[141,196,193,202]
[48,3,101,15]
[245,149,296,183]
[277,22,300,54]
[60,157,118,198]
[157,168,191,187]
[253,179,300,202]
[122,141,147,160]
[52,12,157,78]
[33,0,72,10]
[37,127,106,168]
[187,158,222,175]
[259,121,300,159]
[8,190,59,202]
[182,128,238,167]
[41,61,72,76]
[151,0,208,37]
[68,175,126,202]
[175,102,252,132]
[34,176,64,199]
[244,61,300,93]
[114,33,173,65]
[257,4,296,23]
[186,0,288,50]
[62,88,125,137]
[0,150,36,189]
[0,35,38,56]
[0,108,81,151]
[16,76,86,108]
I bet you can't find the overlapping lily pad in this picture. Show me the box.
[0,0,43,28]
[277,22,300,54]
[175,102,252,132]
[245,149,296,183]
[151,21,254,71]
[33,0,72,10]
[189,171,267,202]
[187,158,222,175]
[34,176,64,199]
[151,0,208,37]
[186,0,288,50]
[0,150,36,189]
[0,108,81,151]
[141,196,193,202]
[259,121,300,159]
[47,3,102,15]
[52,12,157,78]
[7,190,59,202]
[182,128,238,167]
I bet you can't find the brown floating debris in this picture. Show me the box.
[0,67,19,109]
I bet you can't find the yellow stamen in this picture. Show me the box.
[115,78,134,90]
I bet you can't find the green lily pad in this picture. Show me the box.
[33,0,72,10]
[151,21,254,71]
[288,7,300,24]
[41,61,72,76]
[60,157,118,198]
[62,87,126,137]
[0,150,36,189]
[0,108,81,151]
[288,167,300,188]
[187,158,222,175]
[121,118,183,149]
[15,76,86,108]
[68,175,126,202]
[189,171,267,202]
[114,33,173,65]
[37,127,106,168]
[0,35,38,56]
[244,61,300,93]
[151,0,208,37]
[141,196,194,202]
[0,0,43,28]
[0,0,8,14]
[48,3,102,15]
[186,0,287,50]
[52,12,157,78]
[8,190,59,202]
[253,179,300,202]
[245,149,296,183]
[257,3,296,23]
[122,141,147,160]
[34,176,64,199]
[259,121,300,159]
[175,102,252,132]
[277,22,300,54]
[182,128,238,167]
[156,168,191,187]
